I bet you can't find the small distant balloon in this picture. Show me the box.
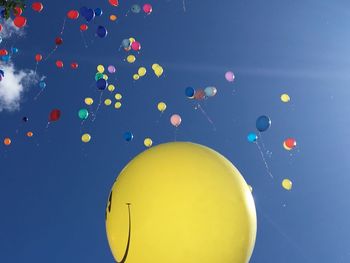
[256,115,271,132]
[109,0,119,6]
[225,71,235,82]
[11,47,19,54]
[35,54,42,62]
[56,60,64,68]
[94,8,103,16]
[138,67,146,77]
[115,93,122,100]
[97,65,105,73]
[170,114,182,127]
[32,2,44,12]
[84,97,94,105]
[108,84,115,92]
[131,4,141,13]
[96,78,108,90]
[110,15,117,21]
[143,4,152,14]
[95,72,104,80]
[194,89,206,100]
[282,179,292,190]
[154,65,163,77]
[49,109,61,122]
[14,7,23,16]
[96,26,108,38]
[78,108,89,120]
[27,131,33,137]
[115,102,122,109]
[121,39,130,48]
[71,62,79,69]
[185,87,195,98]
[108,65,116,73]
[247,133,258,143]
[131,41,141,51]
[283,138,296,151]
[204,86,217,97]
[80,24,88,31]
[144,138,153,147]
[133,74,140,80]
[124,132,133,142]
[81,133,91,143]
[3,137,11,146]
[280,93,290,103]
[104,99,112,106]
[127,55,136,63]
[55,37,63,45]
[39,81,46,89]
[22,117,28,122]
[157,102,166,112]
[67,10,79,19]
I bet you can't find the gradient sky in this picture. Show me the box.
[1,0,350,262]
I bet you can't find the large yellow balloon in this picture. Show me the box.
[157,102,166,112]
[106,142,256,263]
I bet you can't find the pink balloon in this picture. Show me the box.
[131,41,141,51]
[143,4,152,14]
[225,71,235,82]
[108,65,116,73]
[170,114,182,127]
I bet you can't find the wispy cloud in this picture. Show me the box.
[0,63,39,112]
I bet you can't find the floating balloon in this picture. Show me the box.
[95,72,104,80]
[204,86,217,97]
[109,0,119,6]
[283,138,296,151]
[170,114,182,127]
[256,115,271,132]
[11,47,19,54]
[282,179,292,190]
[154,66,163,77]
[97,65,105,73]
[115,93,122,100]
[152,63,159,70]
[32,2,44,12]
[67,10,79,19]
[103,74,109,80]
[131,41,141,51]
[96,78,108,90]
[83,8,95,22]
[14,7,23,16]
[78,109,89,120]
[108,84,115,92]
[280,93,290,103]
[247,133,258,143]
[121,39,130,48]
[0,49,8,56]
[55,37,63,45]
[194,89,206,100]
[108,65,116,73]
[94,8,103,16]
[157,102,166,112]
[80,24,88,31]
[124,132,133,142]
[144,138,153,147]
[85,97,94,105]
[138,67,146,77]
[82,133,91,143]
[131,4,141,13]
[110,15,117,21]
[3,137,11,146]
[185,87,195,98]
[39,81,46,89]
[127,55,136,63]
[115,102,122,109]
[225,71,235,82]
[133,74,140,80]
[56,60,64,68]
[49,109,61,122]
[71,62,79,69]
[143,4,152,14]
[22,117,28,122]
[35,54,42,62]
[27,131,33,137]
[104,99,112,106]
[97,26,108,38]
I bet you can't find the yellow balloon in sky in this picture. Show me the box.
[106,142,256,263]
[108,84,115,92]
[282,179,292,190]
[103,74,109,80]
[104,99,112,106]
[129,37,135,43]
[138,67,146,77]
[151,63,159,71]
[133,74,140,80]
[157,102,166,112]
[280,93,290,103]
[115,93,122,100]
[143,138,153,147]
[84,97,94,106]
[154,66,163,77]
[127,55,136,63]
[115,102,122,109]
[97,65,105,73]
[110,14,117,21]
[81,133,91,143]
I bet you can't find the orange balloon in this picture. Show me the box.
[4,137,11,146]
[27,131,33,137]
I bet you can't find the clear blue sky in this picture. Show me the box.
[1,0,350,262]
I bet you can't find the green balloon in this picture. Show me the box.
[78,108,89,120]
[95,72,104,81]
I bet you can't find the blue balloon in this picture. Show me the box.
[123,132,133,142]
[131,4,141,13]
[96,26,108,38]
[39,81,46,89]
[96,78,107,90]
[204,86,217,97]
[185,87,195,98]
[94,8,103,16]
[84,8,95,22]
[247,133,258,143]
[256,115,271,132]
[121,39,130,48]
[11,47,18,54]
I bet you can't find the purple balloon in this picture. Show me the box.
[225,71,235,82]
[108,65,116,74]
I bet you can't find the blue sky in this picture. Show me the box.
[1,0,350,262]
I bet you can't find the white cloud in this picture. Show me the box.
[0,18,25,39]
[0,63,39,112]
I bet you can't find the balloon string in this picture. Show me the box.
[59,17,67,36]
[44,17,66,61]
[255,140,273,179]
[174,128,178,141]
[258,131,267,152]
[80,31,88,48]
[34,61,38,74]
[196,103,216,131]
[33,88,45,101]
[183,0,186,12]
[91,92,103,122]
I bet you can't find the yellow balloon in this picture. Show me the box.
[103,74,109,80]
[151,63,159,71]
[106,142,256,263]
[115,93,122,100]
[143,138,153,147]
[282,179,292,190]
[97,65,105,73]
[115,102,122,109]
[84,97,94,106]
[81,133,91,143]
[104,99,112,106]
[129,37,135,43]
[133,74,140,80]
[138,67,147,77]
[108,84,115,92]
[154,66,163,77]
[157,102,166,112]
[110,14,117,21]
[280,93,290,103]
[127,55,136,63]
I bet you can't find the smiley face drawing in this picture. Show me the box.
[106,142,256,263]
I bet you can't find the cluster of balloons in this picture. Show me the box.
[185,86,217,100]
[130,4,153,15]
[122,37,141,52]
[133,66,146,80]
[152,63,163,78]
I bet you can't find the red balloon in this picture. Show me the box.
[284,138,297,149]
[14,7,23,16]
[194,89,206,100]
[55,37,63,45]
[143,4,152,14]
[49,109,61,122]
[0,49,8,56]
[131,41,141,51]
[32,2,44,12]
[56,60,64,68]
[80,24,88,31]
[71,62,78,69]
[35,54,42,62]
[13,16,27,28]
[109,0,119,6]
[67,10,79,19]
[0,24,2,32]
